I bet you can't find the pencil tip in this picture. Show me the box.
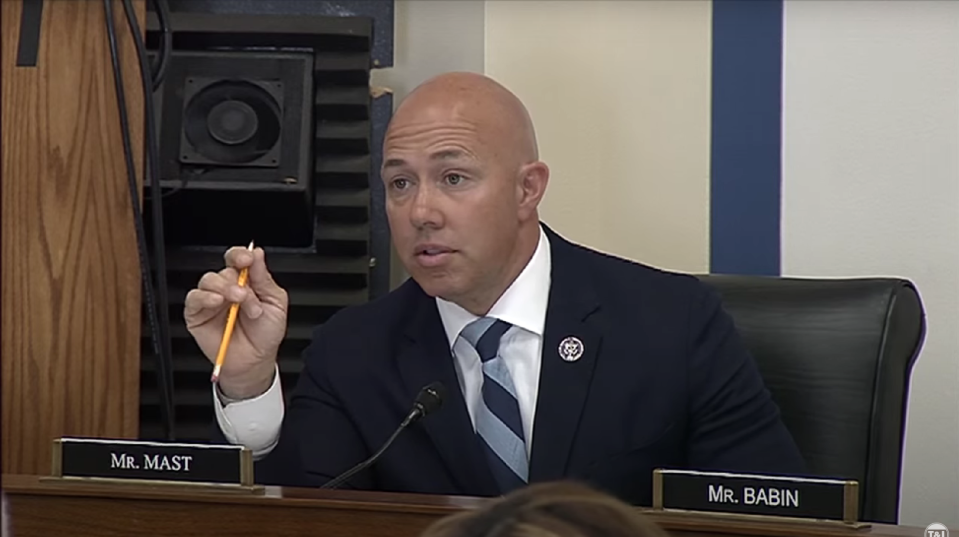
[248,240,255,250]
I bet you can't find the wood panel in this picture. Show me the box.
[1,0,146,475]
[1,474,932,537]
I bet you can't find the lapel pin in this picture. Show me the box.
[558,336,584,362]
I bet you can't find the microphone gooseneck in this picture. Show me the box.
[320,382,446,490]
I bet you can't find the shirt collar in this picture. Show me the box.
[435,225,551,349]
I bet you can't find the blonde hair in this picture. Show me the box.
[420,481,668,537]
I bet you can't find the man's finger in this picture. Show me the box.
[184,289,226,319]
[198,271,234,297]
[246,248,286,304]
[224,245,255,270]
[198,266,264,318]
[219,267,239,281]
[190,289,225,310]
[215,267,247,301]
[237,282,264,320]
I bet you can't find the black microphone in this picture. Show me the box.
[320,382,446,490]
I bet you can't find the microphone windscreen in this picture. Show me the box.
[415,382,446,416]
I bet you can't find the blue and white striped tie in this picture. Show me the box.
[459,317,528,493]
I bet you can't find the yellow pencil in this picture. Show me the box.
[211,240,254,383]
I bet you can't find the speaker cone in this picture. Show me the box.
[182,80,281,165]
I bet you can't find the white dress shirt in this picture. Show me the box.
[213,226,551,460]
[436,226,550,456]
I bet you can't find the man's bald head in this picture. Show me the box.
[388,72,539,164]
[381,71,550,315]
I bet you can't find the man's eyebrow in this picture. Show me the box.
[430,149,471,161]
[382,150,474,170]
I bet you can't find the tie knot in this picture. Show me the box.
[459,317,512,362]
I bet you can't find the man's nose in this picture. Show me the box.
[409,185,444,229]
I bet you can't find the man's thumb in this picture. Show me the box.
[247,248,284,301]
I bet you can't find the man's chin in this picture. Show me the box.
[409,272,461,300]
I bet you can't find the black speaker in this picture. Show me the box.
[147,49,314,248]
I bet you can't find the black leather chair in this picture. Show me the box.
[695,274,925,524]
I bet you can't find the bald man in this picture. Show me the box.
[185,72,805,502]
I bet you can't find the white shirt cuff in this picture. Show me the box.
[213,365,284,460]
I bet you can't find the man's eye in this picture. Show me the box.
[445,174,463,185]
[392,178,410,190]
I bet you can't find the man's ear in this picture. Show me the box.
[516,161,549,221]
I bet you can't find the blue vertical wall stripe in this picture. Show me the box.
[709,0,783,276]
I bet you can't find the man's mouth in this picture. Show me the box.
[415,244,454,255]
[414,246,456,265]
[418,248,452,256]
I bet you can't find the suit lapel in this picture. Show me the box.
[395,288,499,496]
[529,227,602,482]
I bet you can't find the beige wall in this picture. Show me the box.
[484,0,713,273]
[372,0,486,100]
[780,0,959,524]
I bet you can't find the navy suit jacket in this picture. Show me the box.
[247,225,806,504]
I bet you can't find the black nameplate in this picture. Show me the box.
[653,469,859,523]
[53,437,253,487]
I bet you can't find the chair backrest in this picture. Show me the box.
[694,274,925,524]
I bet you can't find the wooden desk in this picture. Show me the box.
[1,474,927,537]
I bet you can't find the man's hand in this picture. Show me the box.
[184,246,289,400]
